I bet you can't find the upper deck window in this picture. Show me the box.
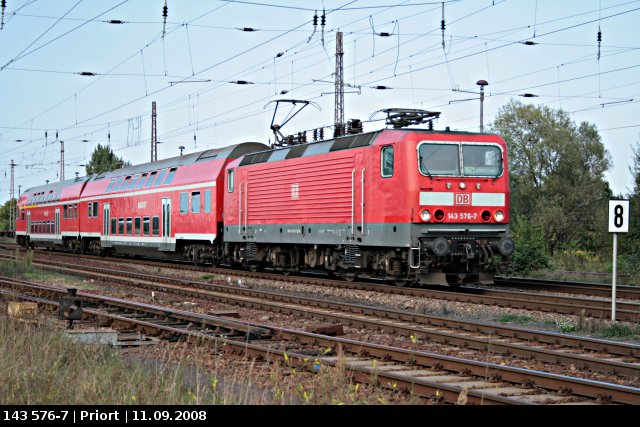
[144,171,157,188]
[462,145,502,177]
[164,168,177,185]
[119,176,131,191]
[128,175,140,190]
[136,173,148,189]
[418,143,460,176]
[153,169,167,186]
[106,178,117,192]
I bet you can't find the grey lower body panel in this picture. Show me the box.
[224,222,510,247]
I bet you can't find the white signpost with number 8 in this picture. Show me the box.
[608,200,630,321]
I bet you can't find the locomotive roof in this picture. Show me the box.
[238,128,502,167]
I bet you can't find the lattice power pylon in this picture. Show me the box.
[151,101,157,162]
[334,31,344,136]
[60,140,65,181]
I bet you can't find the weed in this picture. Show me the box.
[499,314,534,324]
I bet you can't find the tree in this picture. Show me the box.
[490,100,612,255]
[619,140,640,273]
[0,199,16,231]
[85,144,130,175]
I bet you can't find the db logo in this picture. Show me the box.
[455,193,470,205]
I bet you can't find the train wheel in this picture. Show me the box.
[394,279,410,287]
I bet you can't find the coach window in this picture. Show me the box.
[63,205,68,219]
[128,175,140,190]
[126,218,132,235]
[204,189,211,213]
[118,218,124,235]
[134,217,141,235]
[191,191,201,213]
[143,217,150,236]
[119,176,131,191]
[153,169,167,186]
[164,168,177,185]
[113,177,124,192]
[73,204,78,219]
[106,178,117,192]
[381,146,394,178]
[93,202,98,217]
[152,217,160,236]
[111,218,116,235]
[21,210,24,221]
[144,171,157,188]
[88,202,93,218]
[180,192,188,214]
[136,173,148,189]
[227,169,234,192]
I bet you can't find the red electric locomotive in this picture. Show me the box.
[222,125,514,285]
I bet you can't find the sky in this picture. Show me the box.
[1,0,639,205]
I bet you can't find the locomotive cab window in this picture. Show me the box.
[227,169,234,192]
[418,143,460,176]
[462,145,502,177]
[381,146,394,178]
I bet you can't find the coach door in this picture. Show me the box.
[26,211,31,236]
[103,203,110,243]
[162,198,171,244]
[55,208,60,240]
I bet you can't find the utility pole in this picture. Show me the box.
[151,101,157,162]
[60,140,65,181]
[334,31,344,137]
[10,160,15,234]
[476,79,488,133]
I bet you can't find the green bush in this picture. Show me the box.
[504,215,549,275]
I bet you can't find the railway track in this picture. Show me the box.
[6,255,640,380]
[1,275,639,405]
[5,250,639,322]
[494,276,640,300]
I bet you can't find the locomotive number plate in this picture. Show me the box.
[455,193,470,205]
[447,212,478,220]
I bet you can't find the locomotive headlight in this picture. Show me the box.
[420,209,431,222]
[494,210,505,222]
[459,181,467,190]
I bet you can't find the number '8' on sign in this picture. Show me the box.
[608,200,630,233]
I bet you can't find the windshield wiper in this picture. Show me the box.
[419,154,433,179]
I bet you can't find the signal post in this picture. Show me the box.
[608,199,630,322]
